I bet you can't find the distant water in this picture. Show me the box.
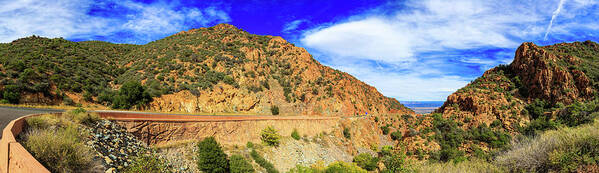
[399,101,445,114]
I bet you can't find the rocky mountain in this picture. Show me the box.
[436,41,599,132]
[0,24,412,116]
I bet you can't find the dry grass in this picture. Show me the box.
[23,125,97,172]
[22,110,104,172]
[414,159,504,173]
[495,119,599,172]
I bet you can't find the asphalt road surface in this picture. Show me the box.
[0,106,63,138]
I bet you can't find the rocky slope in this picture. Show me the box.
[0,24,412,116]
[436,41,599,131]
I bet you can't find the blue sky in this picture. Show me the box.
[1,0,598,101]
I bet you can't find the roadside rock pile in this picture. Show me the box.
[84,120,148,173]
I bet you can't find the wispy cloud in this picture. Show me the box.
[282,19,308,33]
[544,0,567,41]
[0,0,230,44]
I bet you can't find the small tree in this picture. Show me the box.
[270,105,279,115]
[2,85,20,104]
[261,126,281,147]
[197,137,229,173]
[112,81,152,109]
[230,155,255,173]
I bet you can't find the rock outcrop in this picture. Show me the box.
[436,41,598,131]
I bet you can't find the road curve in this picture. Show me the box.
[0,106,64,138]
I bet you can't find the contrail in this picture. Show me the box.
[544,0,566,41]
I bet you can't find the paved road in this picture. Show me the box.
[0,106,64,138]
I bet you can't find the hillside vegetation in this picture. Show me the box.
[414,41,599,171]
[0,24,412,116]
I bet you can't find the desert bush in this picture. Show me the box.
[380,125,390,135]
[521,117,560,136]
[496,119,599,172]
[271,105,280,115]
[381,152,411,173]
[380,145,393,156]
[63,108,101,125]
[124,153,170,173]
[23,126,95,172]
[291,129,301,140]
[343,127,351,139]
[526,99,549,119]
[557,100,599,127]
[230,154,255,173]
[250,150,278,173]
[352,153,379,171]
[25,115,58,129]
[390,130,402,141]
[246,142,254,149]
[196,137,229,173]
[261,126,281,146]
[324,161,367,173]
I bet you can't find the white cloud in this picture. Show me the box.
[300,0,598,100]
[0,0,230,43]
[302,18,415,63]
[333,63,469,101]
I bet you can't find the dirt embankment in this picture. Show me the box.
[113,117,340,146]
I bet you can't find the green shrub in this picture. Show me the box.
[352,153,379,171]
[246,142,254,149]
[490,119,502,128]
[112,81,152,109]
[521,117,559,136]
[325,161,367,173]
[380,145,393,156]
[24,126,95,172]
[526,99,549,119]
[381,126,390,135]
[557,100,599,127]
[382,152,411,173]
[223,75,236,85]
[124,153,170,173]
[196,137,229,173]
[230,154,255,173]
[291,129,301,140]
[250,150,278,173]
[343,127,351,139]
[2,85,20,104]
[261,126,281,146]
[390,130,402,141]
[271,105,280,115]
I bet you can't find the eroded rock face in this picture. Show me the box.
[114,118,340,146]
[510,42,593,104]
[436,42,597,132]
[142,24,413,116]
